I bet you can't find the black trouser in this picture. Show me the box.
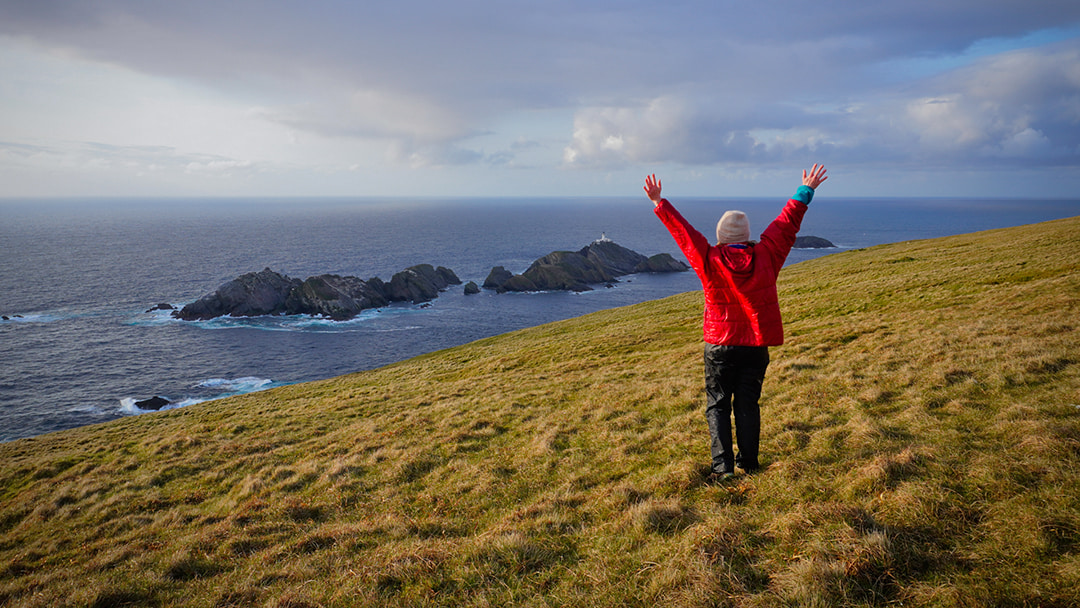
[704,343,770,475]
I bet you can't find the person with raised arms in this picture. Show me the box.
[644,165,828,483]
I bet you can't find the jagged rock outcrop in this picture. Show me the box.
[635,253,689,273]
[485,239,689,293]
[520,250,614,292]
[285,274,388,320]
[436,266,461,286]
[793,236,836,249]
[173,264,460,321]
[583,239,649,275]
[174,268,301,320]
[483,266,514,290]
[463,281,480,295]
[387,265,461,304]
[135,396,170,411]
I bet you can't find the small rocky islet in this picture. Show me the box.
[171,264,461,321]
[483,237,688,293]
[793,235,836,249]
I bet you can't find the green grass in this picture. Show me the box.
[2,216,1079,607]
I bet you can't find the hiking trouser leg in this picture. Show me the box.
[704,344,736,475]
[732,347,769,471]
[704,344,769,475]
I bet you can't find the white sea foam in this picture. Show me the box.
[65,403,111,417]
[195,377,273,392]
[0,313,62,324]
[128,309,429,333]
[119,376,279,416]
[119,398,145,415]
[163,306,425,332]
[128,308,181,326]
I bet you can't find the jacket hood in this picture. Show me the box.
[719,243,755,274]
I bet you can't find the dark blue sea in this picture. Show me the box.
[1,196,1077,442]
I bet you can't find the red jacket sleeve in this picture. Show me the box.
[653,198,711,276]
[758,199,808,277]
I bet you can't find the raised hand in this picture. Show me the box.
[644,174,663,206]
[802,164,828,189]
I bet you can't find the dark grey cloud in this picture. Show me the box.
[2,0,1078,173]
[9,1,1074,100]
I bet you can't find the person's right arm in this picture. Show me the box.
[646,175,711,273]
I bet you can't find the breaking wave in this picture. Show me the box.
[119,376,281,415]
[129,305,425,333]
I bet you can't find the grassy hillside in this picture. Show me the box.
[2,216,1079,608]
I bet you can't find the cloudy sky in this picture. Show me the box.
[2,0,1079,198]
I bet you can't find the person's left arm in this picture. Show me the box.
[759,165,827,271]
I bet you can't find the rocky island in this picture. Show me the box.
[794,235,836,248]
[173,265,460,321]
[483,238,689,293]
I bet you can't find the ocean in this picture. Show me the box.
[2,196,1077,443]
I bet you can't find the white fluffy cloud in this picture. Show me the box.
[903,44,1080,162]
[563,41,1080,171]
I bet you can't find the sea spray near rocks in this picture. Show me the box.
[121,377,278,415]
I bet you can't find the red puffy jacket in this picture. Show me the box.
[654,197,807,346]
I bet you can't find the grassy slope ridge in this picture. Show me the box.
[2,217,1079,608]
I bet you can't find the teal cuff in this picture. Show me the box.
[793,185,814,205]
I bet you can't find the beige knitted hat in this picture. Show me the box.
[716,210,751,244]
